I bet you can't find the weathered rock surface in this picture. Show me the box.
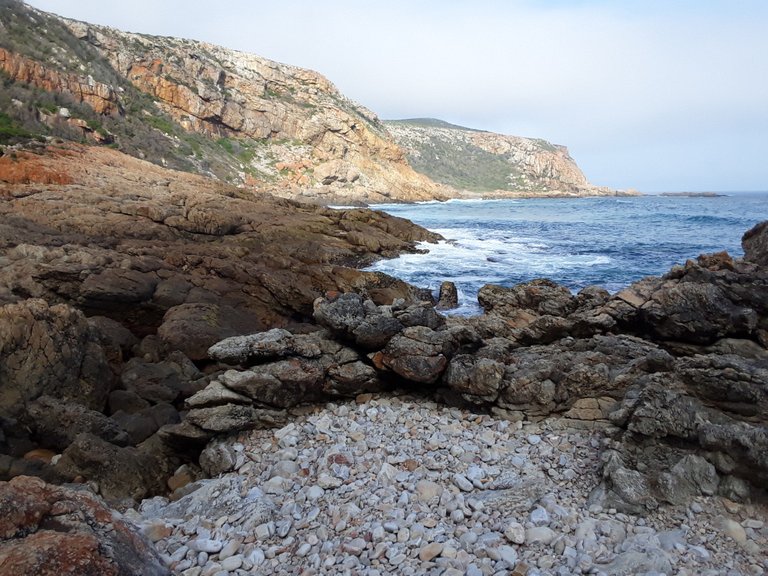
[0,475,169,575]
[0,144,443,504]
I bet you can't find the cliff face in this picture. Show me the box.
[0,1,614,202]
[55,19,450,204]
[385,119,622,197]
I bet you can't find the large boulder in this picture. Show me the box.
[0,299,113,421]
[0,475,169,576]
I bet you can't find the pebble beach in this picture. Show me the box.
[130,395,768,576]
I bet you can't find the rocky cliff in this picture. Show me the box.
[385,118,625,197]
[0,0,451,203]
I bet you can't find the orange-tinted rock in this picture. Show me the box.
[0,476,169,575]
[0,48,121,116]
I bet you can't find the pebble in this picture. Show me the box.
[419,542,443,561]
[131,396,767,576]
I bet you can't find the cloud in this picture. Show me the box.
[24,0,768,191]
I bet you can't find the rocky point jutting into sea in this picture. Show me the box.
[1,1,766,575]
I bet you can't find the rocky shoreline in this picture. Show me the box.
[1,144,767,573]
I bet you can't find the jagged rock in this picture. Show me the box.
[87,316,138,365]
[26,396,130,451]
[107,390,150,415]
[119,354,204,405]
[185,404,286,434]
[110,403,180,446]
[0,299,113,419]
[313,292,405,350]
[375,325,476,384]
[199,437,241,477]
[207,328,306,364]
[218,359,325,408]
[743,220,768,265]
[54,434,176,503]
[639,282,757,344]
[657,454,719,505]
[478,279,577,318]
[0,475,169,576]
[325,361,383,396]
[157,303,261,361]
[185,381,252,409]
[435,281,459,310]
[589,451,657,515]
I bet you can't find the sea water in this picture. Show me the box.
[363,193,768,315]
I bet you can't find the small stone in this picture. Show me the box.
[306,485,325,500]
[450,509,465,522]
[415,480,442,502]
[419,542,444,562]
[191,539,223,553]
[219,540,240,560]
[526,526,557,545]
[530,506,550,526]
[221,555,243,571]
[342,537,367,556]
[504,522,526,544]
[499,545,518,566]
[453,473,474,492]
[717,516,747,544]
[527,434,542,445]
[296,543,312,557]
[317,472,342,489]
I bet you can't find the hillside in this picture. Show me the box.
[0,0,450,203]
[385,118,622,197]
[0,1,623,203]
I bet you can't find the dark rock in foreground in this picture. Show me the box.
[0,475,169,575]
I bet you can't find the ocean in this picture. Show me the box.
[363,193,768,315]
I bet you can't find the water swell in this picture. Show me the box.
[367,194,768,313]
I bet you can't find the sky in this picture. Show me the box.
[24,0,768,192]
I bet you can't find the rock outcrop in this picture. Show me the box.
[0,142,441,501]
[195,222,768,511]
[0,475,169,575]
[385,118,627,197]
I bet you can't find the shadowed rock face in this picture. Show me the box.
[0,475,169,576]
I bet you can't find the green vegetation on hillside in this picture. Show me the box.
[0,0,269,181]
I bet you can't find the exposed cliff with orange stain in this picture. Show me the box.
[0,47,121,116]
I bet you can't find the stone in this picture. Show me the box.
[436,281,459,310]
[0,476,169,575]
[418,542,443,561]
[415,480,442,502]
[525,527,556,546]
[504,522,526,544]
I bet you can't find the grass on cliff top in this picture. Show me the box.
[385,118,485,133]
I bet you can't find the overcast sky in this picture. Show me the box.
[26,0,768,192]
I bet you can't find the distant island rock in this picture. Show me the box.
[659,192,726,197]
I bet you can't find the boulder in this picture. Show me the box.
[0,475,169,576]
[26,396,130,451]
[185,404,286,434]
[478,279,576,318]
[435,281,459,310]
[54,434,177,503]
[0,299,113,419]
[743,220,768,265]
